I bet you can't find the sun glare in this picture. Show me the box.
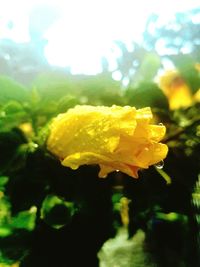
[0,0,199,74]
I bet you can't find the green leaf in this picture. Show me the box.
[0,101,29,132]
[0,226,13,238]
[171,54,200,93]
[57,95,79,113]
[0,76,28,105]
[0,176,9,187]
[0,196,11,236]
[155,212,188,223]
[0,129,26,172]
[11,206,37,231]
[2,101,24,114]
[34,123,50,147]
[155,167,172,185]
[126,82,169,109]
[0,176,9,191]
[32,72,76,101]
[40,195,75,229]
[136,52,161,82]
[30,87,41,105]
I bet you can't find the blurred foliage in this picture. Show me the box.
[143,8,200,57]
[40,194,76,229]
[0,6,200,267]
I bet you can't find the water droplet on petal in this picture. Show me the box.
[155,160,164,169]
[87,129,95,136]
[158,123,163,126]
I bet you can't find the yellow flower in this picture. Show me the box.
[194,88,200,103]
[159,70,193,110]
[47,105,168,178]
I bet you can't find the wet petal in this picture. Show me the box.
[47,105,168,178]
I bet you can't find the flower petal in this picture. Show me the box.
[47,105,168,178]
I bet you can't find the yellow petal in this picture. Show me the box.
[47,105,168,178]
[159,70,193,110]
[194,88,200,103]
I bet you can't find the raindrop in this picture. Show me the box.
[87,129,95,136]
[158,123,163,126]
[155,160,164,169]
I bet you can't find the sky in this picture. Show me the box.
[0,0,199,74]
